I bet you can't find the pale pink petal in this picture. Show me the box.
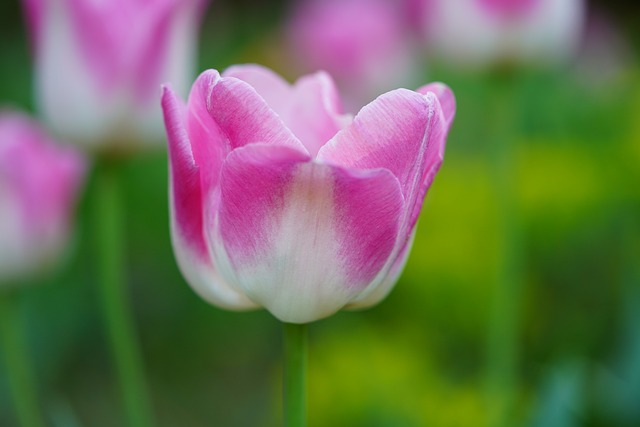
[224,64,350,156]
[132,0,207,103]
[211,143,403,323]
[161,85,256,309]
[223,64,292,116]
[25,0,208,148]
[285,71,351,157]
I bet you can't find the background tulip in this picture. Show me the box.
[286,0,418,109]
[22,0,206,151]
[424,0,586,67]
[0,110,85,285]
[162,65,455,323]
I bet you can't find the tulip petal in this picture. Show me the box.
[347,229,416,309]
[223,64,293,117]
[417,82,456,131]
[211,143,404,323]
[285,71,352,156]
[184,71,228,193]
[201,69,308,153]
[224,64,351,156]
[317,88,452,305]
[162,85,257,309]
[318,88,449,234]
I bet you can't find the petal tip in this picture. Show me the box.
[417,82,456,128]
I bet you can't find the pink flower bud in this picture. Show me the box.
[23,0,207,151]
[161,65,455,323]
[0,111,85,284]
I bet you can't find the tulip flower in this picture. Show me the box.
[162,65,455,323]
[0,111,85,284]
[22,0,206,151]
[286,0,417,108]
[424,0,586,67]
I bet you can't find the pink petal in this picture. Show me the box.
[224,64,350,156]
[21,0,43,51]
[317,88,452,303]
[182,69,310,201]
[317,88,449,230]
[212,143,403,323]
[203,69,308,153]
[417,82,456,131]
[162,85,206,260]
[0,110,85,281]
[184,71,228,193]
[161,85,255,309]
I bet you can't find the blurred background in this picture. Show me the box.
[0,0,639,426]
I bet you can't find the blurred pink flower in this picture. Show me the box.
[424,0,586,68]
[0,111,85,284]
[287,0,417,108]
[161,64,455,323]
[22,0,207,151]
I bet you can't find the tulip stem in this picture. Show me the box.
[283,322,307,427]
[0,291,45,427]
[485,73,524,427]
[95,160,154,427]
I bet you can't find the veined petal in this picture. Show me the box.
[201,69,308,153]
[317,87,451,307]
[211,143,404,323]
[162,85,256,309]
[318,88,449,233]
[317,89,436,199]
[417,82,456,131]
[162,85,205,259]
[184,71,227,192]
[224,64,351,156]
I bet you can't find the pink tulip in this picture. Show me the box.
[0,111,85,284]
[287,0,417,108]
[424,0,586,67]
[161,65,455,323]
[23,0,207,151]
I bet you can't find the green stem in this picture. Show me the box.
[0,291,45,427]
[485,74,524,427]
[94,160,153,427]
[283,323,307,427]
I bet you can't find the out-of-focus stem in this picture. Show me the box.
[283,322,308,427]
[94,160,154,427]
[0,291,45,427]
[485,73,525,427]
